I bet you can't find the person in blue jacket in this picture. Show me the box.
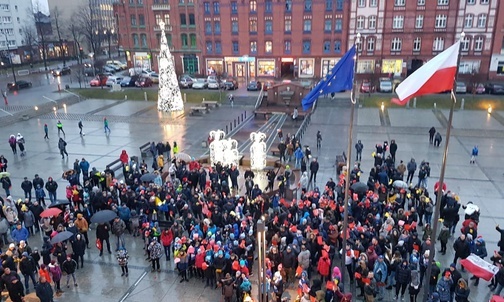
[11,222,29,244]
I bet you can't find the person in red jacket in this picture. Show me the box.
[317,250,331,283]
[195,247,205,279]
[160,228,173,261]
[119,150,129,165]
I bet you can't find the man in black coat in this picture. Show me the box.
[35,275,53,302]
[453,234,471,270]
[29,201,44,233]
[309,158,319,186]
[21,177,33,202]
[32,174,44,191]
[96,223,112,256]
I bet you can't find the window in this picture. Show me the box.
[417,0,425,4]
[189,14,195,25]
[138,0,144,4]
[303,40,311,53]
[265,41,272,53]
[335,18,342,31]
[324,20,332,32]
[205,21,212,34]
[265,0,272,12]
[155,14,162,25]
[179,0,183,4]
[250,41,257,53]
[334,40,341,53]
[232,21,238,34]
[213,2,220,13]
[206,41,213,53]
[459,61,480,74]
[391,37,402,51]
[305,0,312,11]
[215,41,222,53]
[190,34,196,48]
[132,34,139,46]
[231,1,237,13]
[477,14,487,28]
[326,0,332,11]
[139,14,145,26]
[435,15,447,28]
[164,14,170,25]
[265,21,273,34]
[180,14,186,25]
[214,21,221,34]
[357,16,365,30]
[336,0,343,10]
[204,2,210,13]
[232,41,239,53]
[367,37,375,52]
[181,34,188,47]
[480,0,489,4]
[285,19,291,32]
[395,0,405,6]
[464,14,473,28]
[286,0,292,11]
[413,37,421,51]
[358,0,365,7]
[393,16,404,29]
[415,15,424,29]
[461,37,470,51]
[303,20,312,32]
[130,15,137,26]
[370,0,378,6]
[284,40,291,53]
[323,41,331,53]
[368,16,376,29]
[437,0,449,4]
[249,20,257,32]
[433,37,444,51]
[2,17,10,24]
[467,0,475,4]
[250,0,257,12]
[474,36,484,51]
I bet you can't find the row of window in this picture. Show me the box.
[205,40,342,55]
[203,0,344,14]
[132,33,197,48]
[360,36,484,52]
[356,13,487,30]
[358,0,488,7]
[137,13,196,27]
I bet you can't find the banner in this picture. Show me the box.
[460,254,498,281]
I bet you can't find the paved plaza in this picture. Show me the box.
[0,94,504,301]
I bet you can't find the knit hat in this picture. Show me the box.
[21,252,28,257]
[450,263,456,269]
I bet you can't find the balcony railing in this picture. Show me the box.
[154,24,173,32]
[152,4,170,11]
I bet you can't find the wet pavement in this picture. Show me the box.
[0,94,503,301]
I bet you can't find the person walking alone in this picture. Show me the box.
[148,238,163,272]
[470,145,478,164]
[406,158,417,184]
[117,247,129,277]
[78,121,84,136]
[434,132,442,147]
[58,138,68,159]
[429,127,436,144]
[43,124,49,140]
[355,140,363,161]
[309,158,319,187]
[104,118,111,134]
[56,120,65,136]
[316,131,322,150]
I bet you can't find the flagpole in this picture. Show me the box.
[340,32,361,287]
[422,32,464,302]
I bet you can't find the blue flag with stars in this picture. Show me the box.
[301,46,356,111]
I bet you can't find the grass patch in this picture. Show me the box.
[69,88,226,103]
[359,93,504,110]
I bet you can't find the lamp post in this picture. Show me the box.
[3,34,17,85]
[243,55,249,85]
[256,219,267,302]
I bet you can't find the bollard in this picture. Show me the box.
[226,125,228,133]
[241,113,244,121]
[244,111,246,119]
[230,122,232,131]
[234,119,237,127]
[184,93,187,103]
[406,100,410,108]
[413,98,417,108]
[144,91,147,101]
[434,102,437,110]
[124,95,128,100]
[460,98,465,110]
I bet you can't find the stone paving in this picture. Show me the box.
[0,94,503,301]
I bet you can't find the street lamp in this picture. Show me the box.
[256,219,267,302]
[243,54,249,85]
[3,33,17,85]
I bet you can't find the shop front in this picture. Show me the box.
[181,54,200,75]
[224,56,256,79]
[206,58,224,76]
[134,52,152,70]
[257,59,276,77]
[298,58,315,78]
[381,59,403,77]
[321,58,341,78]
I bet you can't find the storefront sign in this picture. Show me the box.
[224,56,255,63]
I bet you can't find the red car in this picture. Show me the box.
[360,81,375,93]
[135,77,153,87]
[89,75,108,87]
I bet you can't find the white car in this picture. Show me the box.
[106,60,127,70]
[207,79,221,89]
[192,78,208,89]
[106,76,124,87]
[379,80,393,93]
[149,73,159,84]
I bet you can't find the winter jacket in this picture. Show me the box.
[96,224,110,240]
[19,256,37,275]
[317,256,331,277]
[454,279,470,302]
[21,180,33,192]
[36,281,54,302]
[407,160,417,172]
[72,238,86,256]
[453,238,471,258]
[161,230,173,246]
[45,180,58,193]
[148,242,163,259]
[373,260,387,283]
[49,264,62,282]
[112,219,126,236]
[62,259,77,274]
[22,210,35,228]
[395,264,411,284]
[294,147,304,160]
[282,250,297,269]
[297,249,311,269]
[436,278,452,302]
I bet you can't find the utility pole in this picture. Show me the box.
[4,34,17,85]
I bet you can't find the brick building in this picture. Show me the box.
[490,0,504,79]
[113,0,202,74]
[198,0,350,81]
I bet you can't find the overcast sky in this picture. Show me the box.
[32,0,50,15]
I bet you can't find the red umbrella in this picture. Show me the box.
[40,208,62,218]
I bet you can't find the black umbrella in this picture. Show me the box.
[50,231,74,244]
[140,173,157,183]
[350,182,368,194]
[48,200,71,208]
[91,210,117,224]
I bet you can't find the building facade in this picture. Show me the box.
[113,0,201,74]
[0,0,34,53]
[489,0,504,79]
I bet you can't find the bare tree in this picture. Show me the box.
[68,19,83,63]
[21,25,37,65]
[75,1,101,56]
[52,6,66,67]
[31,2,49,72]
[74,67,86,88]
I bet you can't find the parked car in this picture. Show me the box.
[379,79,393,93]
[149,73,159,84]
[89,75,108,87]
[247,80,261,91]
[106,76,124,87]
[484,83,504,95]
[103,65,117,73]
[120,76,139,87]
[223,78,238,90]
[472,83,485,94]
[7,80,32,91]
[135,77,153,87]
[192,78,208,89]
[207,79,222,89]
[52,66,71,77]
[179,77,193,88]
[360,81,375,93]
[106,60,127,70]
[455,81,467,94]
[263,81,275,91]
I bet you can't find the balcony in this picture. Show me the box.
[152,4,170,11]
[154,24,172,32]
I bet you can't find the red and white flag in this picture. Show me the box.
[460,253,499,281]
[392,41,460,106]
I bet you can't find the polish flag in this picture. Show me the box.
[392,41,460,106]
[460,253,499,281]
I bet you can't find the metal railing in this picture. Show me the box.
[254,86,265,109]
[295,113,312,142]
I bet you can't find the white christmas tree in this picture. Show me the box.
[157,20,184,112]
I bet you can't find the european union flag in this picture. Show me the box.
[301,46,356,111]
